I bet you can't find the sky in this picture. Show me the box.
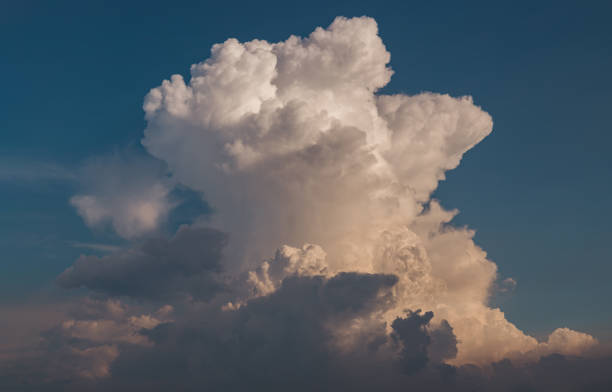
[1,1,612,390]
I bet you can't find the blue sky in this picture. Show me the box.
[1,0,611,341]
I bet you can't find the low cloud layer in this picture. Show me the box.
[2,16,610,391]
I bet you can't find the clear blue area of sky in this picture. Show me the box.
[1,0,610,339]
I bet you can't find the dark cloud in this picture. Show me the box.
[391,310,435,374]
[0,337,118,392]
[105,272,400,391]
[448,354,612,392]
[100,282,612,392]
[57,227,228,300]
[3,272,612,391]
[80,273,471,392]
[427,319,458,364]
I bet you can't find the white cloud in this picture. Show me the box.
[139,16,596,365]
[247,244,328,297]
[70,153,174,239]
[537,328,598,357]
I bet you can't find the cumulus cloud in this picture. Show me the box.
[139,14,595,365]
[246,243,328,297]
[99,273,452,392]
[7,276,607,391]
[70,152,175,239]
[4,15,609,391]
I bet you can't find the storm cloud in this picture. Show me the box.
[2,15,610,392]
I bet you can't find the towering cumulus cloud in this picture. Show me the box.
[141,15,594,365]
[6,16,607,392]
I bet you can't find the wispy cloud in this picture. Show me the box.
[69,242,122,253]
[0,160,76,182]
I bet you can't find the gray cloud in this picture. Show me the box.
[391,310,436,374]
[57,226,228,300]
[101,272,436,392]
[4,272,612,391]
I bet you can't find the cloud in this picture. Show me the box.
[139,15,595,365]
[3,15,609,391]
[69,242,122,253]
[0,299,172,390]
[7,274,608,391]
[246,243,328,297]
[535,327,598,358]
[57,226,228,300]
[472,354,612,392]
[70,152,175,239]
[0,302,68,363]
[0,153,178,240]
[391,310,437,374]
[0,159,76,182]
[96,273,447,391]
